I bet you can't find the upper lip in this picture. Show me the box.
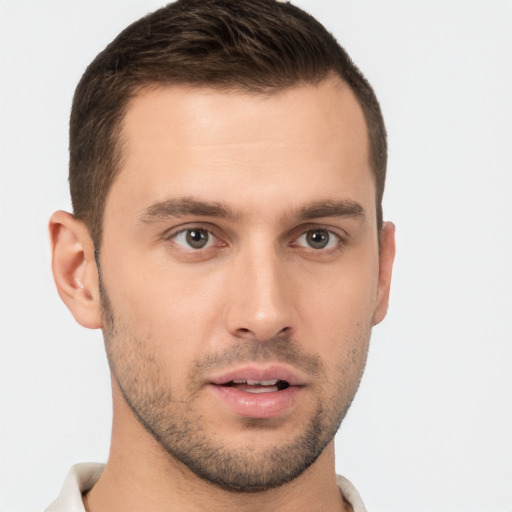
[209,364,307,387]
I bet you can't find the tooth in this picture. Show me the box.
[232,379,246,384]
[245,386,279,393]
[245,379,278,386]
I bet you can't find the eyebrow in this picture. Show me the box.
[140,197,240,223]
[296,200,365,221]
[140,197,365,223]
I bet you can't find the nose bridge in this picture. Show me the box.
[225,235,294,340]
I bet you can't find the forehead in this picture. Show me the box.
[107,78,374,223]
[121,78,368,159]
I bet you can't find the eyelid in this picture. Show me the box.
[163,223,226,250]
[161,221,349,253]
[289,224,349,250]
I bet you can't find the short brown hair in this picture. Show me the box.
[69,0,387,246]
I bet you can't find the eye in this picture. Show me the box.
[295,229,340,250]
[171,228,216,250]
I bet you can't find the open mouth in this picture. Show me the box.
[221,379,290,394]
[210,369,303,417]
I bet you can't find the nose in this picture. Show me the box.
[224,242,296,342]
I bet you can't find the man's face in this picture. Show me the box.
[98,78,391,491]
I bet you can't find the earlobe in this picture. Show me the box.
[49,211,102,329]
[373,221,396,326]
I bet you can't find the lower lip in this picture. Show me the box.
[209,384,303,419]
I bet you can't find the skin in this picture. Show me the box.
[50,77,395,512]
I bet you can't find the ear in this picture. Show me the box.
[373,221,396,325]
[49,211,102,329]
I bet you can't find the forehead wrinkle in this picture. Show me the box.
[140,196,242,223]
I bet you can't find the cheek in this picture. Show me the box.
[302,251,379,328]
[297,255,378,371]
[101,251,228,372]
[305,289,373,371]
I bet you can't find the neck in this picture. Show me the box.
[83,382,351,512]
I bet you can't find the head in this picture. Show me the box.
[51,0,394,495]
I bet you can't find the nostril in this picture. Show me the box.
[232,326,293,341]
[233,327,256,340]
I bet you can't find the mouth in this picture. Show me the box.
[209,365,305,389]
[208,365,305,418]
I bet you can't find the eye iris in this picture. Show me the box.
[186,229,208,248]
[306,230,329,249]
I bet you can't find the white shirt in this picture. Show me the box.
[45,463,367,512]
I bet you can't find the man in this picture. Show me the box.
[47,0,395,510]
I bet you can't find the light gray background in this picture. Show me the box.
[1,1,511,511]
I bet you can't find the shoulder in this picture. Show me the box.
[44,463,104,512]
[336,474,368,512]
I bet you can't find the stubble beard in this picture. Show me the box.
[100,283,370,493]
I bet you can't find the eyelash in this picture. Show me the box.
[164,225,348,253]
[164,225,225,251]
[292,228,344,251]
